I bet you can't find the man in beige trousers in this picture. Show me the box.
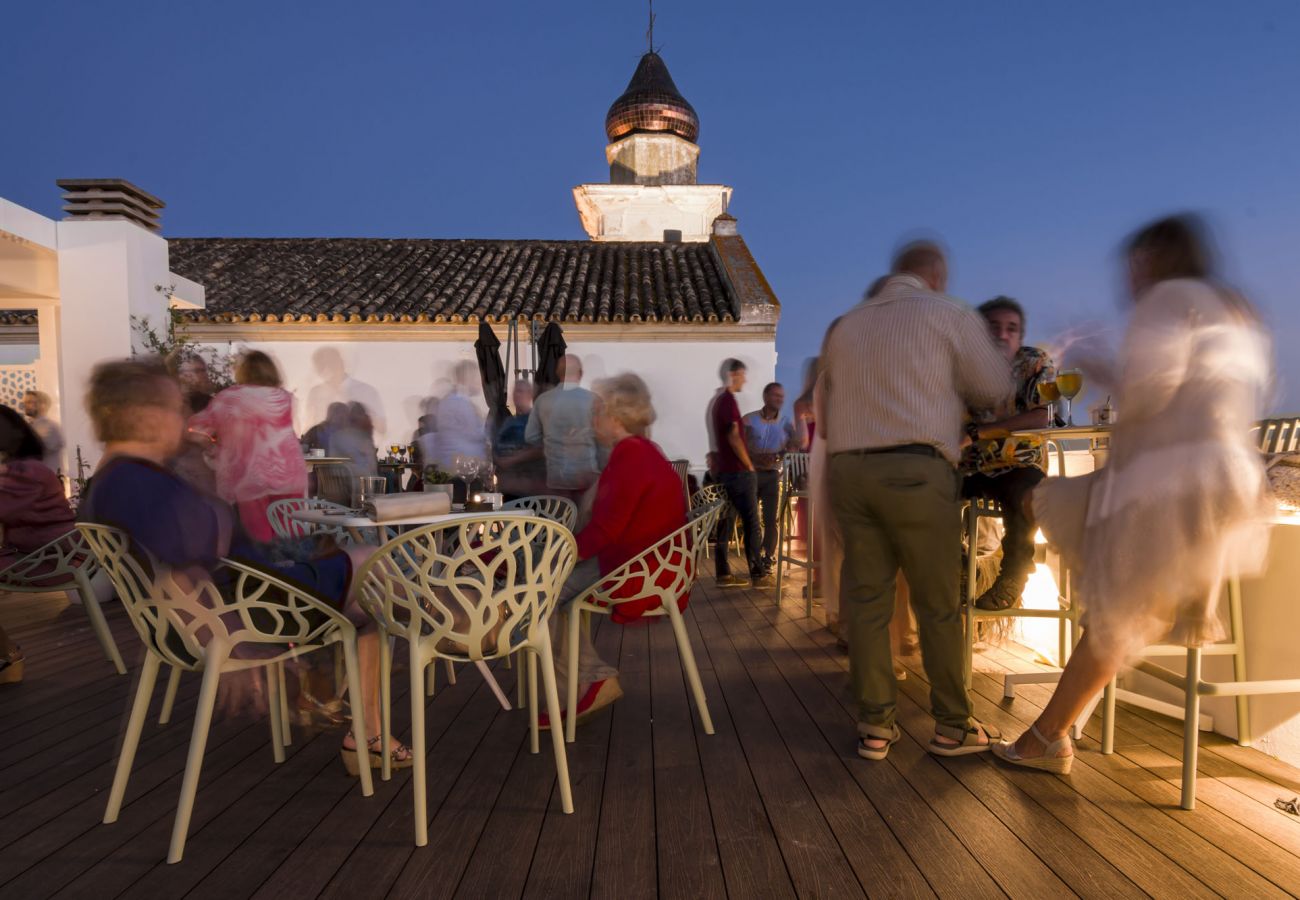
[818,241,1011,760]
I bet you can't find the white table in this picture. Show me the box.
[303,455,353,469]
[290,506,529,711]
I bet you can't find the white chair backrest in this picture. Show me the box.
[690,483,725,510]
[78,523,348,671]
[266,497,350,540]
[501,495,578,531]
[586,507,718,612]
[670,459,691,504]
[1257,417,1300,454]
[315,464,353,505]
[0,529,96,591]
[356,514,577,662]
[687,501,725,571]
[783,452,810,490]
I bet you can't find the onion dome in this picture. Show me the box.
[605,52,699,144]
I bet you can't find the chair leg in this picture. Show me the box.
[277,661,292,747]
[410,655,429,846]
[168,655,224,864]
[379,635,393,782]
[1228,576,1251,746]
[537,630,574,814]
[1181,648,1202,810]
[266,663,286,764]
[341,636,374,797]
[528,650,540,754]
[426,660,437,697]
[158,666,182,725]
[1101,677,1117,754]
[104,653,161,824]
[775,498,787,596]
[445,658,457,685]
[667,604,715,735]
[805,499,815,617]
[565,609,581,743]
[516,652,527,709]
[76,572,126,675]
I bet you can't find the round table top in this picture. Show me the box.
[302,456,353,468]
[289,507,530,529]
[1008,424,1115,440]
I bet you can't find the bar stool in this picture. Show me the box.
[962,496,1082,709]
[775,452,816,615]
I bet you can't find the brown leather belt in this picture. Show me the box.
[838,444,942,459]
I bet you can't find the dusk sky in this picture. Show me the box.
[5,0,1297,410]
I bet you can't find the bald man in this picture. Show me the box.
[524,354,601,499]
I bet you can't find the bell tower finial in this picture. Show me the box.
[646,0,656,53]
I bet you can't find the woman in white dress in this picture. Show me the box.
[994,215,1275,773]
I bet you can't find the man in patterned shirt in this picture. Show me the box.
[961,296,1055,610]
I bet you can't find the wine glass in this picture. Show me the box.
[1056,369,1083,426]
[1036,370,1060,427]
[389,443,402,463]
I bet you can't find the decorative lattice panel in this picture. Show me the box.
[0,366,38,411]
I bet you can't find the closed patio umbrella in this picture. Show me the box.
[534,321,567,392]
[474,321,509,436]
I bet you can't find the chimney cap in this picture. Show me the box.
[57,179,164,231]
[711,212,738,236]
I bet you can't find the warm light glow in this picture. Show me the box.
[1016,529,1063,666]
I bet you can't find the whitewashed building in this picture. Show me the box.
[0,50,778,469]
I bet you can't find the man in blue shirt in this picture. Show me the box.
[742,382,805,573]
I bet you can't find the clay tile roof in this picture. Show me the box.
[167,238,742,325]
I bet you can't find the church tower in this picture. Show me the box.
[574,51,732,242]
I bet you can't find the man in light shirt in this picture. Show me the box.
[524,354,601,501]
[742,382,803,572]
[819,241,1011,762]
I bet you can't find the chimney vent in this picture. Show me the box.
[56,179,164,232]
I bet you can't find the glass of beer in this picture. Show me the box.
[1036,371,1060,426]
[389,443,403,463]
[1056,369,1083,426]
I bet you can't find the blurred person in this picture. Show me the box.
[306,347,386,437]
[495,380,545,498]
[0,405,76,684]
[742,382,800,571]
[302,402,348,452]
[329,402,380,479]
[188,350,308,543]
[709,359,766,588]
[820,240,1011,761]
[22,390,64,472]
[173,353,215,415]
[524,355,601,501]
[78,359,411,769]
[540,373,687,729]
[432,361,490,471]
[994,215,1274,773]
[959,297,1056,610]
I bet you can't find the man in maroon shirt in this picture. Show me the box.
[709,359,768,587]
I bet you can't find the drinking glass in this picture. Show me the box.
[389,444,402,462]
[1036,371,1060,427]
[1056,369,1083,426]
[355,476,387,509]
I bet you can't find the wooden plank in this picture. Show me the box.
[717,587,1005,900]
[588,626,657,900]
[647,607,727,900]
[510,618,622,899]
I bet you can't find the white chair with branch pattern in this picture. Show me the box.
[502,495,578,531]
[355,513,578,847]
[78,523,374,864]
[562,501,724,743]
[0,530,126,674]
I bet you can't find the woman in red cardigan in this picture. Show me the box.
[541,373,687,729]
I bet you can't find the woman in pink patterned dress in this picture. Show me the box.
[188,351,308,542]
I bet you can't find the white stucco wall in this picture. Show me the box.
[187,336,777,469]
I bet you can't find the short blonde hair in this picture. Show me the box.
[593,373,656,436]
[23,390,52,415]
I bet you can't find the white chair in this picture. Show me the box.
[962,497,1080,693]
[562,501,724,743]
[502,495,578,531]
[266,497,351,540]
[670,458,692,508]
[314,464,353,505]
[774,452,816,613]
[0,530,126,674]
[690,483,725,510]
[78,523,374,864]
[355,514,578,846]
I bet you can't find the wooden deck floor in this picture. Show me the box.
[4,565,1300,899]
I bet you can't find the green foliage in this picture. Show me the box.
[423,465,454,484]
[131,311,234,388]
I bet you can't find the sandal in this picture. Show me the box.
[341,735,414,775]
[991,724,1074,775]
[856,725,901,761]
[928,719,1001,757]
[0,648,24,686]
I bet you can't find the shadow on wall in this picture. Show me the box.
[305,348,386,439]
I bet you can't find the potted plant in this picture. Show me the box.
[423,465,455,502]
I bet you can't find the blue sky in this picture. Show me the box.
[4,1,1297,410]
